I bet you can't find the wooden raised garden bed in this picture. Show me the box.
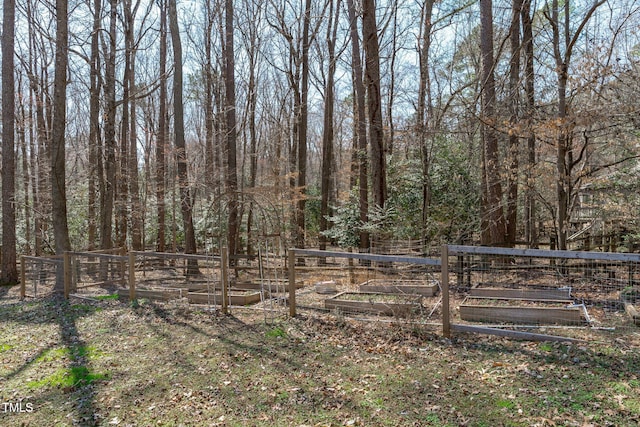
[134,279,223,293]
[118,287,185,301]
[621,288,640,325]
[234,280,304,292]
[460,296,583,325]
[187,290,261,306]
[624,303,640,325]
[359,279,438,297]
[324,292,422,317]
[468,287,571,301]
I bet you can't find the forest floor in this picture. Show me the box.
[1,283,640,427]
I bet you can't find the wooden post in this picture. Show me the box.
[441,245,450,338]
[20,256,25,299]
[71,257,78,293]
[221,247,229,314]
[120,247,127,286]
[129,252,136,301]
[63,252,71,299]
[348,247,355,285]
[288,249,296,317]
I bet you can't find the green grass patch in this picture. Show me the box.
[0,343,13,352]
[94,294,119,301]
[265,326,286,338]
[70,303,97,314]
[27,366,109,390]
[538,342,553,352]
[36,347,69,363]
[496,399,516,409]
[35,344,105,363]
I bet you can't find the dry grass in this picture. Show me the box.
[1,283,640,427]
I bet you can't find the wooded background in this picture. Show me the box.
[1,0,640,284]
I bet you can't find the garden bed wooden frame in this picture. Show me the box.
[324,291,422,317]
[359,279,438,297]
[624,303,640,325]
[234,279,303,292]
[187,290,261,306]
[468,286,572,301]
[459,296,583,325]
[117,287,185,301]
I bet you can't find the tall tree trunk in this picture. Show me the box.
[27,55,49,256]
[125,0,143,250]
[224,0,239,259]
[548,0,605,250]
[168,0,198,256]
[295,0,312,251]
[386,1,399,157]
[362,0,386,210]
[203,1,215,200]
[2,0,18,284]
[18,89,31,255]
[129,63,143,250]
[26,11,51,256]
[319,0,340,252]
[479,0,505,246]
[522,0,537,248]
[156,0,168,252]
[117,23,131,248]
[346,0,369,252]
[553,0,569,251]
[51,0,71,289]
[101,0,118,250]
[244,4,260,256]
[417,0,435,241]
[506,0,523,247]
[88,0,102,251]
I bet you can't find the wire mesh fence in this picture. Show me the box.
[129,251,226,308]
[20,255,63,298]
[443,245,640,340]
[16,243,640,342]
[65,249,129,299]
[288,249,442,322]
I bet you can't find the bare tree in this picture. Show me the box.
[295,0,312,251]
[522,0,537,247]
[156,0,168,252]
[238,0,262,255]
[346,0,369,252]
[22,0,51,256]
[417,0,435,240]
[223,0,239,258]
[319,0,340,252]
[2,0,18,284]
[544,0,606,250]
[51,0,71,288]
[101,0,118,250]
[479,0,505,246]
[88,0,102,250]
[362,0,386,210]
[123,0,144,250]
[17,75,31,255]
[506,0,523,247]
[168,0,198,255]
[117,0,132,248]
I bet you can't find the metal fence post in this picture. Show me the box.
[221,247,229,314]
[63,252,71,299]
[20,256,26,299]
[441,245,450,338]
[288,249,296,317]
[129,251,136,301]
